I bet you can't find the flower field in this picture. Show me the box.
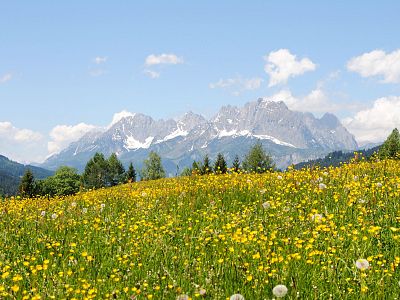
[1,159,400,299]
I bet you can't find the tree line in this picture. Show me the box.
[181,141,275,176]
[18,141,274,198]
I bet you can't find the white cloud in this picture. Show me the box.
[89,69,106,77]
[264,49,316,87]
[0,73,12,83]
[110,110,136,127]
[0,121,45,162]
[209,76,263,95]
[347,49,400,83]
[145,53,183,66]
[48,123,97,154]
[0,122,42,142]
[267,89,338,113]
[93,56,107,64]
[143,69,160,79]
[343,96,400,143]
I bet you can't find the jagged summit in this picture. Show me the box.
[41,98,358,173]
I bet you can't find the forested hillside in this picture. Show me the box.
[0,155,53,196]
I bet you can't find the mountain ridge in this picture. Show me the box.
[41,98,358,174]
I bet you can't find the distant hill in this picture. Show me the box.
[0,155,53,196]
[293,146,381,170]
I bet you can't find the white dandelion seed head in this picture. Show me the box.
[318,183,327,190]
[353,175,359,181]
[230,294,245,300]
[51,213,57,220]
[71,202,77,207]
[376,182,383,188]
[317,177,323,183]
[82,208,88,214]
[323,171,329,176]
[199,288,206,296]
[355,259,370,270]
[176,295,190,300]
[272,284,288,298]
[40,211,46,217]
[311,214,323,222]
[277,175,283,180]
[262,201,271,209]
[259,189,267,194]
[141,192,148,197]
[358,198,367,204]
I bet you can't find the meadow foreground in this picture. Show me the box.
[1,159,400,299]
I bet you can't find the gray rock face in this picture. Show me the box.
[41,98,358,174]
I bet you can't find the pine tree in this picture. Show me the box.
[19,169,36,198]
[242,141,275,173]
[379,128,400,159]
[82,153,109,188]
[214,153,227,174]
[126,162,137,183]
[232,154,241,173]
[191,161,201,175]
[201,155,212,175]
[108,153,125,186]
[180,167,192,177]
[141,151,166,180]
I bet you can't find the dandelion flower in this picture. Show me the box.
[262,202,271,209]
[272,284,288,298]
[230,294,245,300]
[358,198,367,204]
[355,259,369,270]
[311,214,323,222]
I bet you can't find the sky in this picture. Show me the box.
[1,1,400,163]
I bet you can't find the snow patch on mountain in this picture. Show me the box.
[155,127,188,144]
[125,136,154,150]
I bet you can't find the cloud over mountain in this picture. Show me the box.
[347,49,400,83]
[264,49,316,87]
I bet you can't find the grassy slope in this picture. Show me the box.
[0,159,399,299]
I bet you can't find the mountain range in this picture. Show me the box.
[40,98,358,175]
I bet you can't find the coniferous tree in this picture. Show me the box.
[379,128,400,159]
[125,162,137,183]
[180,167,192,177]
[108,153,125,186]
[201,155,212,175]
[242,141,275,173]
[214,153,227,174]
[232,155,241,173]
[191,161,201,175]
[82,153,109,188]
[19,169,36,198]
[141,151,165,180]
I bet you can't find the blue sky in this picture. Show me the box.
[1,1,400,162]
